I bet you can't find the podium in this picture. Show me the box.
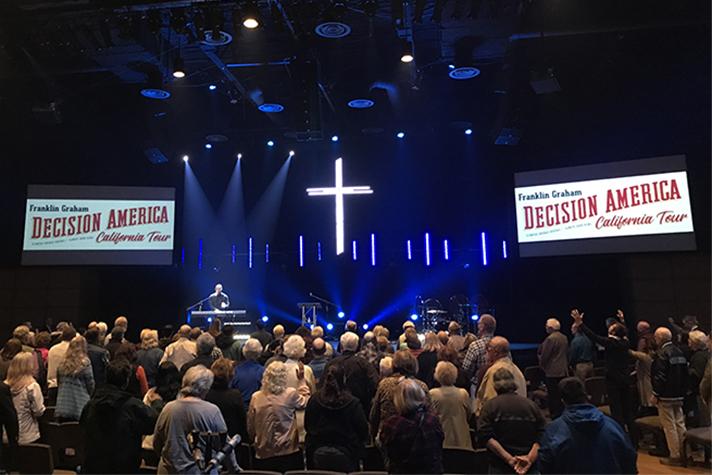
[297,302,322,327]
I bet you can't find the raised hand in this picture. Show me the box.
[571,309,584,324]
[616,309,625,322]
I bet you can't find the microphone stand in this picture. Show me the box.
[308,293,339,312]
[186,297,210,312]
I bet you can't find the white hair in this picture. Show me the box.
[546,318,561,331]
[262,361,287,395]
[180,365,214,399]
[340,331,359,351]
[380,356,393,378]
[96,322,108,337]
[689,330,708,351]
[311,326,324,338]
[242,338,263,360]
[283,334,306,359]
[196,333,216,355]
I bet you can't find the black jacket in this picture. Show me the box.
[305,391,369,461]
[323,351,380,416]
[205,385,248,443]
[652,341,688,401]
[79,384,160,474]
[579,323,631,384]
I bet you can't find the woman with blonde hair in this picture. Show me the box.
[417,332,443,388]
[429,361,472,450]
[56,335,95,421]
[248,360,310,471]
[4,352,45,444]
[137,329,164,388]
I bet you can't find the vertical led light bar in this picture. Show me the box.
[181,247,185,264]
[317,242,322,261]
[425,233,431,266]
[407,239,412,260]
[265,244,270,263]
[352,240,357,261]
[444,239,449,260]
[502,240,507,259]
[198,239,203,269]
[232,245,236,264]
[248,237,253,269]
[481,232,488,266]
[299,235,304,267]
[371,234,376,266]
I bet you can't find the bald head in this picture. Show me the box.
[178,325,192,338]
[478,314,496,335]
[489,336,510,358]
[654,327,672,344]
[637,321,650,334]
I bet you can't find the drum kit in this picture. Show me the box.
[411,293,492,333]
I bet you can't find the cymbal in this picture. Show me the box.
[426,309,448,314]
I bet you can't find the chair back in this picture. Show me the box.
[523,366,545,390]
[584,376,608,406]
[442,447,477,474]
[14,443,54,474]
[360,445,385,471]
[43,421,85,470]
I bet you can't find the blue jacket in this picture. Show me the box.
[228,360,265,410]
[538,403,637,474]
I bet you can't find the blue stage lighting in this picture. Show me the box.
[444,239,449,260]
[198,239,203,269]
[207,317,213,323]
[407,239,412,260]
[371,233,376,266]
[338,311,345,319]
[265,243,269,263]
[267,140,274,147]
[205,143,212,149]
[248,237,253,269]
[352,240,357,261]
[481,232,488,266]
[465,129,473,135]
[299,235,304,267]
[397,132,405,138]
[410,313,418,321]
[471,314,479,321]
[181,247,185,264]
[183,155,189,162]
[362,323,369,330]
[331,135,339,142]
[502,240,508,259]
[326,323,334,331]
[209,84,217,90]
[232,245,236,264]
[448,64,456,70]
[317,242,322,261]
[425,233,431,266]
[262,315,269,322]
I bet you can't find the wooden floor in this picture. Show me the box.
[636,450,709,475]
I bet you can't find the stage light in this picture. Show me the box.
[317,242,322,261]
[237,153,242,159]
[198,239,203,269]
[502,240,508,259]
[400,40,414,63]
[352,240,357,261]
[299,235,304,267]
[183,155,189,162]
[444,239,449,260]
[327,323,334,331]
[248,237,253,269]
[465,129,473,135]
[481,232,488,266]
[232,245,236,264]
[267,140,274,146]
[397,132,405,138]
[205,143,212,149]
[265,243,269,263]
[173,57,185,78]
[331,135,339,142]
[289,150,295,156]
[371,233,376,266]
[207,317,213,323]
[410,313,418,321]
[262,315,269,322]
[448,64,455,70]
[425,232,431,266]
[471,314,479,321]
[407,239,412,260]
[242,1,261,28]
[362,323,369,330]
[338,311,345,319]
[209,84,217,91]
[181,247,185,264]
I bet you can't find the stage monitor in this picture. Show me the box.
[514,155,696,257]
[22,185,175,265]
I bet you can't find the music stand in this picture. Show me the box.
[297,302,322,327]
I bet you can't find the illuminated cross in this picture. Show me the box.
[307,158,373,255]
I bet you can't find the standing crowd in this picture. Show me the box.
[0,310,709,474]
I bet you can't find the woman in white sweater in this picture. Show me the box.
[4,352,45,444]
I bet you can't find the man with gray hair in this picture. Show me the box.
[160,325,197,371]
[311,326,333,357]
[153,366,236,473]
[325,331,380,415]
[308,338,329,379]
[180,333,217,378]
[475,337,527,417]
[539,318,569,419]
[229,338,265,411]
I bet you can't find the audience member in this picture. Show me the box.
[95,322,108,345]
[207,318,221,339]
[229,338,265,411]
[141,362,181,465]
[215,324,241,361]
[305,364,369,472]
[114,343,149,398]
[436,345,470,390]
[56,335,95,421]
[0,381,18,470]
[571,309,637,448]
[538,377,637,474]
[86,328,110,389]
[380,356,393,379]
[373,325,390,341]
[569,323,594,381]
[370,349,432,439]
[189,326,202,342]
[250,319,273,349]
[309,338,329,380]
[458,332,477,366]
[463,314,497,396]
[448,322,466,352]
[137,329,164,388]
[205,358,248,443]
[478,368,546,474]
[358,331,384,368]
[377,336,394,355]
[4,352,44,444]
[159,325,197,371]
[629,338,657,417]
[248,361,310,471]
[158,325,173,351]
[0,340,22,381]
[295,325,315,364]
[179,333,217,378]
[429,361,472,450]
[80,360,161,474]
[325,332,379,416]
[686,330,710,427]
[538,318,569,419]
[106,327,125,359]
[47,325,77,394]
[437,331,449,347]
[475,337,526,417]
[398,321,415,349]
[34,331,51,365]
[404,328,422,356]
[312,326,334,357]
[417,332,442,388]
[637,321,655,353]
[378,378,444,474]
[284,335,316,442]
[651,326,688,466]
[153,366,236,473]
[700,359,711,414]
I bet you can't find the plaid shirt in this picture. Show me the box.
[462,335,493,387]
[379,411,444,474]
